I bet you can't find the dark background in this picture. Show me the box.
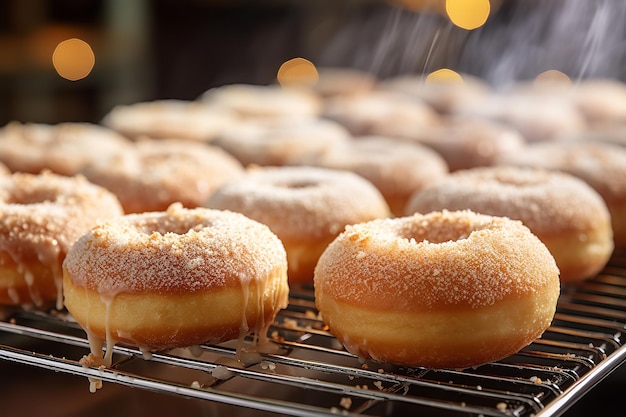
[1,0,626,126]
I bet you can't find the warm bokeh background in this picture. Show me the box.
[2,0,626,126]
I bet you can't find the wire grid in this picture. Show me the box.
[0,250,625,417]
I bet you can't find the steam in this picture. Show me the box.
[318,0,626,86]
[462,0,626,86]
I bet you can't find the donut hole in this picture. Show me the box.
[277,179,319,190]
[398,219,478,244]
[135,221,208,237]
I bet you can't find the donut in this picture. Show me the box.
[0,161,10,176]
[499,141,626,247]
[81,139,244,213]
[200,83,322,121]
[374,117,525,171]
[452,90,586,142]
[62,203,289,371]
[322,90,441,136]
[569,78,626,125]
[0,172,124,309]
[311,67,377,98]
[212,118,351,167]
[379,73,490,114]
[313,210,560,369]
[101,99,237,142]
[310,136,449,216]
[205,166,390,284]
[405,167,614,282]
[557,122,626,147]
[0,121,132,176]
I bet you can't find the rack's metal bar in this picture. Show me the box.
[534,344,626,417]
[0,257,625,416]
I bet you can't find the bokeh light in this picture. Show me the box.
[52,38,95,81]
[446,0,491,30]
[425,68,464,84]
[277,58,319,87]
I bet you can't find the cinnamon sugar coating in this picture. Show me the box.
[81,139,244,214]
[63,203,288,296]
[0,122,132,176]
[0,171,124,307]
[315,210,559,312]
[499,141,626,246]
[406,166,611,235]
[205,166,390,283]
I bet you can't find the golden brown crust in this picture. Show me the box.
[205,166,390,283]
[0,172,124,307]
[314,210,560,368]
[63,203,289,351]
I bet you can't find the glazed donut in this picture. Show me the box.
[63,203,289,370]
[405,167,614,282]
[0,122,132,176]
[499,141,626,247]
[200,83,322,121]
[314,210,560,369]
[212,118,351,167]
[101,99,237,142]
[373,117,525,172]
[205,166,390,284]
[0,172,123,309]
[81,139,244,213]
[310,136,449,216]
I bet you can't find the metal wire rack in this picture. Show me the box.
[1,250,625,417]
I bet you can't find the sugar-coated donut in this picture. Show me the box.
[0,172,124,309]
[570,79,626,125]
[201,83,322,121]
[101,99,237,143]
[374,117,525,172]
[81,139,244,213]
[379,73,490,114]
[63,203,289,371]
[212,118,351,167]
[205,166,390,284]
[452,91,586,142]
[310,136,448,216]
[499,141,626,247]
[311,67,377,98]
[314,210,560,369]
[323,90,441,136]
[0,122,132,176]
[405,167,614,282]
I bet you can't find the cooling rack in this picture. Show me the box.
[0,250,624,417]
